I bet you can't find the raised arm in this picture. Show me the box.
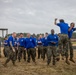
[68,22,76,31]
[54,18,58,25]
[68,26,73,32]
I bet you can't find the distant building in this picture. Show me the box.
[0,28,8,38]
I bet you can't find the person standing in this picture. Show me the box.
[32,34,37,58]
[42,33,48,61]
[18,33,26,62]
[25,33,36,64]
[37,35,43,59]
[14,38,18,60]
[68,22,76,63]
[3,36,9,57]
[47,29,58,65]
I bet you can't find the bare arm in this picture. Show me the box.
[68,27,73,31]
[10,41,15,52]
[54,18,57,25]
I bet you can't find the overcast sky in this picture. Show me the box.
[0,0,76,36]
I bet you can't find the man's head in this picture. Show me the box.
[70,22,75,28]
[45,32,48,37]
[51,29,55,35]
[4,36,8,40]
[19,33,24,38]
[27,33,31,38]
[39,34,43,38]
[59,19,64,23]
[32,34,35,38]
[12,32,16,38]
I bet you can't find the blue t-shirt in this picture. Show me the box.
[18,38,25,47]
[14,39,18,47]
[8,36,15,47]
[4,40,8,46]
[68,27,76,39]
[37,38,43,46]
[47,34,58,46]
[25,37,36,49]
[33,37,37,46]
[42,37,48,46]
[57,22,69,34]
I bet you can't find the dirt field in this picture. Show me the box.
[0,47,76,75]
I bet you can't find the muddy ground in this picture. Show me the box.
[0,47,76,75]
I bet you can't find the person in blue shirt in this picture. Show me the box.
[14,38,18,60]
[37,34,43,59]
[47,29,58,65]
[42,32,48,61]
[25,33,36,64]
[4,37,8,46]
[32,34,37,57]
[3,36,9,57]
[54,18,70,65]
[18,33,26,62]
[68,22,76,63]
[3,32,17,67]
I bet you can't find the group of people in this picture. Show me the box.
[2,18,76,67]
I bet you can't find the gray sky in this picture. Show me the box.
[0,0,76,36]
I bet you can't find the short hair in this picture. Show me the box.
[51,29,54,31]
[5,36,8,38]
[45,32,48,35]
[70,22,75,25]
[12,32,16,34]
[20,33,23,35]
[59,19,64,23]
